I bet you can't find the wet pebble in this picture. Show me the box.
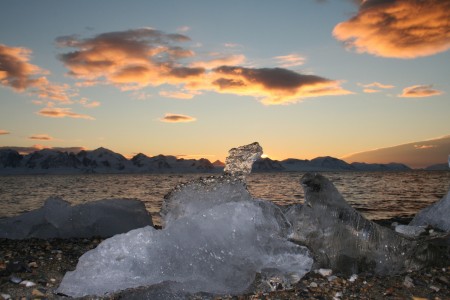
[31,288,45,297]
[404,275,414,288]
[348,274,358,282]
[317,268,332,277]
[19,280,36,287]
[0,294,11,300]
[9,275,22,284]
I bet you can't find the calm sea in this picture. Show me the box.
[1,171,449,226]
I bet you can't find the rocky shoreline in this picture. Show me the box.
[1,222,449,300]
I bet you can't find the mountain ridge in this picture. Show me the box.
[0,147,440,174]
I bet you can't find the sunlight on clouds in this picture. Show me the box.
[160,113,197,123]
[333,0,450,58]
[37,107,95,120]
[56,28,351,105]
[159,90,200,99]
[398,85,443,98]
[0,44,74,103]
[210,66,352,105]
[0,130,10,135]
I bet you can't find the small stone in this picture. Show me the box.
[327,275,338,282]
[31,289,45,297]
[1,294,11,300]
[50,278,56,282]
[436,276,449,286]
[412,297,428,300]
[28,262,38,268]
[9,275,22,284]
[317,268,333,277]
[334,291,343,299]
[429,285,440,292]
[404,275,414,288]
[348,274,358,282]
[20,280,36,287]
[309,282,318,288]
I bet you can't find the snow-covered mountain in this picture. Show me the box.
[130,154,214,172]
[77,147,130,171]
[0,147,435,174]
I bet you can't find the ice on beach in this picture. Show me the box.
[57,199,313,297]
[57,142,313,297]
[409,188,450,232]
[288,173,445,275]
[0,197,153,239]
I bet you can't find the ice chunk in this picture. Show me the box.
[395,224,426,237]
[57,200,313,297]
[224,142,262,178]
[0,197,153,239]
[288,173,446,275]
[409,188,450,232]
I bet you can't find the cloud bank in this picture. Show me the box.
[0,130,10,135]
[56,28,351,105]
[0,145,87,155]
[333,0,450,58]
[342,135,450,168]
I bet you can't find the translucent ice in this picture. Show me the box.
[0,197,153,239]
[58,142,312,297]
[409,188,450,232]
[287,173,445,275]
[57,200,313,297]
[223,142,263,178]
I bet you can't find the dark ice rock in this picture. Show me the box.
[287,173,446,275]
[410,188,450,232]
[0,197,153,239]
[224,142,262,178]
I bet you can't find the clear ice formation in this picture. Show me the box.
[286,173,446,275]
[223,142,262,178]
[0,197,153,239]
[409,187,450,232]
[57,188,313,297]
[57,142,313,297]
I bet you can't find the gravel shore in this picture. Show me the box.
[1,224,449,300]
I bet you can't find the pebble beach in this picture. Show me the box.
[1,220,449,300]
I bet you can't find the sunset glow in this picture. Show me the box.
[0,0,449,164]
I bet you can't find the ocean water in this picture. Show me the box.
[0,171,449,226]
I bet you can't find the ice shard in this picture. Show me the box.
[287,173,446,275]
[409,188,450,232]
[57,143,313,297]
[223,142,262,179]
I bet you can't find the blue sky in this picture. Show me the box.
[1,0,449,162]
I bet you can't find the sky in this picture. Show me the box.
[0,0,449,163]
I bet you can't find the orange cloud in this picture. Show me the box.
[160,113,196,123]
[333,0,450,58]
[399,85,443,98]
[362,82,395,89]
[57,28,203,90]
[37,107,95,120]
[209,66,352,105]
[0,130,10,135]
[0,44,72,102]
[159,90,200,99]
[29,134,53,141]
[274,53,305,68]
